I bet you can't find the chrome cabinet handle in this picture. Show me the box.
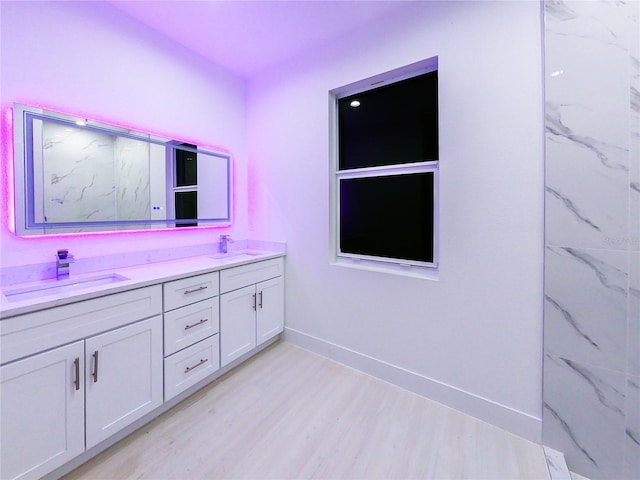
[184,318,209,330]
[252,293,257,310]
[92,351,99,383]
[184,358,208,373]
[183,285,208,295]
[258,291,263,309]
[73,357,80,391]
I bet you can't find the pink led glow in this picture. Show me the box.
[1,104,236,242]
[1,107,15,233]
[18,101,232,155]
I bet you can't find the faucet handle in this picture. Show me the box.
[56,250,74,262]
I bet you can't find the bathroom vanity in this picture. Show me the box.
[0,250,285,480]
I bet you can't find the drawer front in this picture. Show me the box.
[164,335,220,401]
[1,285,162,365]
[164,297,219,356]
[220,258,284,294]
[163,272,219,311]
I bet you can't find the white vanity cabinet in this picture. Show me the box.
[162,272,220,400]
[0,252,285,480]
[220,258,284,367]
[0,342,85,480]
[84,316,163,448]
[0,286,163,480]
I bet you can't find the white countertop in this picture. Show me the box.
[0,250,284,319]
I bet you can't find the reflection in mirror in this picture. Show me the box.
[13,104,232,235]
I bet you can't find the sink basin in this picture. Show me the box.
[3,273,129,303]
[211,250,263,260]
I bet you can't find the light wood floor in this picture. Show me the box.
[65,341,549,480]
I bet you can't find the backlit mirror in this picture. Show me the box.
[13,104,232,235]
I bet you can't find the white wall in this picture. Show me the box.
[0,1,247,266]
[1,0,545,443]
[248,0,544,441]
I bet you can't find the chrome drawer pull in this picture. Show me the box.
[258,291,263,309]
[183,285,208,295]
[184,318,209,330]
[92,351,99,383]
[73,357,80,391]
[184,358,208,373]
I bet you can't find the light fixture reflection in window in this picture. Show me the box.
[350,100,361,107]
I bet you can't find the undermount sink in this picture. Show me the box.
[2,273,129,302]
[211,250,263,260]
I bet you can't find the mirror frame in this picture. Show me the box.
[13,104,233,236]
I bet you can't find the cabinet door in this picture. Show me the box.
[220,285,257,367]
[256,276,284,346]
[0,342,84,480]
[85,316,163,449]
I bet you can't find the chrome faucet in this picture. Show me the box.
[56,249,74,279]
[219,234,233,254]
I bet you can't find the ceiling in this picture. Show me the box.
[110,1,414,79]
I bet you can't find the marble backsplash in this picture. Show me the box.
[543,1,640,479]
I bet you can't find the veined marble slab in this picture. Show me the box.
[543,354,626,479]
[624,375,640,480]
[629,252,640,376]
[545,0,637,251]
[42,122,117,223]
[114,136,151,220]
[543,1,639,478]
[544,246,628,372]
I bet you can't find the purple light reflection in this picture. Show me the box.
[1,107,15,233]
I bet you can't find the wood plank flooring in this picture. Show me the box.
[64,341,549,479]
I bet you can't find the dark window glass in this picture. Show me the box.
[175,143,197,187]
[339,172,434,263]
[338,70,438,170]
[175,191,197,227]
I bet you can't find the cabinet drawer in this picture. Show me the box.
[164,297,219,356]
[164,335,220,401]
[220,258,284,294]
[163,272,219,311]
[1,285,162,365]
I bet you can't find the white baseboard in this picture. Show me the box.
[284,326,541,443]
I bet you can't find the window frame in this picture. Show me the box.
[329,58,440,279]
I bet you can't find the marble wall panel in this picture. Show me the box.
[543,1,639,479]
[630,0,640,254]
[545,137,629,250]
[543,354,626,480]
[624,375,640,480]
[42,122,116,223]
[630,252,640,377]
[544,246,628,371]
[545,0,631,250]
[114,136,151,220]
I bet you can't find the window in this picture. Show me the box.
[330,59,439,278]
[172,143,198,227]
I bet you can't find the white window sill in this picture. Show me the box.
[331,256,440,281]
